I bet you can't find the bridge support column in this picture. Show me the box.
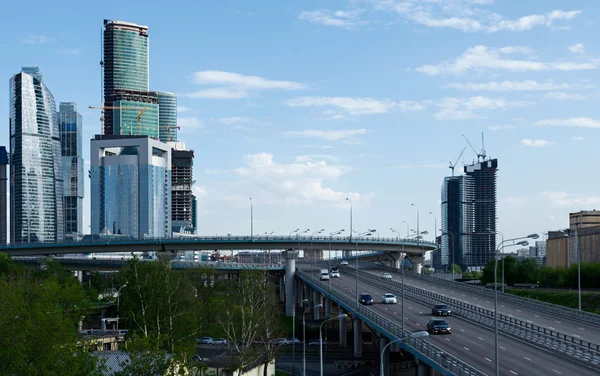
[297,280,303,307]
[313,291,321,320]
[407,254,425,274]
[339,311,347,348]
[279,276,285,303]
[283,250,299,317]
[353,317,362,357]
[324,298,331,318]
[74,270,83,283]
[380,336,390,376]
[417,359,434,376]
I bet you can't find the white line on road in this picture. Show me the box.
[486,301,490,304]
[579,327,586,331]
[510,370,518,375]
[474,297,478,300]
[549,327,555,330]
[555,320,561,324]
[478,337,484,341]
[463,347,470,351]
[517,309,522,312]
[535,315,540,318]
[445,338,451,341]
[460,329,465,332]
[524,357,531,361]
[501,305,505,308]
[500,346,506,350]
[552,370,562,374]
[573,334,580,338]
[485,357,492,362]
[418,312,423,314]
[416,323,420,326]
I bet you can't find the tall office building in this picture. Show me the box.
[91,135,171,238]
[0,147,8,245]
[192,194,197,232]
[58,103,84,239]
[105,88,159,138]
[157,92,177,143]
[169,143,194,233]
[464,159,498,268]
[441,175,473,270]
[432,235,442,270]
[9,67,63,243]
[102,20,149,136]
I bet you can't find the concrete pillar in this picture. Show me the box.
[353,317,362,357]
[417,359,434,376]
[279,276,285,303]
[297,280,303,307]
[393,253,402,270]
[407,254,425,274]
[283,250,299,316]
[313,290,321,320]
[339,313,347,348]
[324,298,331,318]
[380,336,390,376]
[75,270,83,283]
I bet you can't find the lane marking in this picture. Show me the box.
[553,370,562,374]
[510,370,518,375]
[573,334,580,338]
[549,327,555,330]
[579,327,586,331]
[460,329,465,333]
[418,312,423,314]
[534,315,540,318]
[445,338,451,341]
[478,337,484,341]
[554,320,561,324]
[416,323,421,326]
[524,357,531,362]
[463,347,470,351]
[486,301,490,304]
[517,309,522,312]
[485,357,492,362]
[500,346,506,350]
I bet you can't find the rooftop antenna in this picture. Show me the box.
[449,147,466,176]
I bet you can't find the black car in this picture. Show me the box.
[359,293,374,305]
[432,304,452,316]
[427,319,452,334]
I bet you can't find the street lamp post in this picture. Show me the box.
[559,228,582,311]
[429,211,437,244]
[116,282,128,334]
[311,229,325,280]
[402,221,409,239]
[303,300,322,376]
[355,231,373,307]
[379,331,429,376]
[411,204,419,243]
[442,232,455,282]
[249,198,253,239]
[346,198,353,242]
[320,314,348,376]
[329,230,344,290]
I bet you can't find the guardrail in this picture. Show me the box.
[352,268,600,369]
[371,263,600,328]
[296,270,487,376]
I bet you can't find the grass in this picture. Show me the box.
[275,370,290,376]
[506,289,600,314]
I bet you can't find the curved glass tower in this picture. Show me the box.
[9,67,64,243]
[157,91,177,142]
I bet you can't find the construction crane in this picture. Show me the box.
[462,132,487,162]
[89,105,149,135]
[449,147,466,176]
[166,123,181,142]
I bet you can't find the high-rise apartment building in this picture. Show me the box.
[157,92,177,143]
[9,67,63,243]
[90,135,171,238]
[464,159,498,268]
[0,147,8,245]
[102,20,149,136]
[441,175,473,270]
[58,103,84,239]
[169,143,194,233]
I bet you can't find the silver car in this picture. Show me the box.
[382,293,397,304]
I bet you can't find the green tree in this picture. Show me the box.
[515,258,540,284]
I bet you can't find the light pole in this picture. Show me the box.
[320,314,348,376]
[311,229,325,279]
[290,228,300,237]
[249,197,253,239]
[346,198,353,242]
[411,204,419,242]
[329,230,344,290]
[442,232,455,281]
[402,221,409,239]
[379,331,428,376]
[355,231,373,307]
[558,228,582,311]
[303,300,322,376]
[116,282,128,334]
[429,211,437,244]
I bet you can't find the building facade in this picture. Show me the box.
[463,159,498,268]
[58,103,84,238]
[9,67,64,243]
[157,92,177,143]
[105,88,159,138]
[568,210,600,265]
[102,20,149,136]
[441,175,474,270]
[0,147,8,245]
[546,230,569,268]
[90,136,171,239]
[169,143,195,233]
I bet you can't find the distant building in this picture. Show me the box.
[106,89,159,138]
[169,143,195,234]
[441,175,473,270]
[568,210,600,266]
[0,147,7,245]
[432,235,442,270]
[9,66,64,243]
[58,103,84,239]
[157,92,177,142]
[546,230,569,268]
[90,135,171,238]
[464,159,498,268]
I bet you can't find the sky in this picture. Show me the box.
[1,0,600,251]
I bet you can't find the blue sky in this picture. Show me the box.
[2,0,600,249]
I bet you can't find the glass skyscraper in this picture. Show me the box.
[90,136,171,239]
[103,20,149,136]
[9,67,63,243]
[112,99,159,138]
[58,102,84,238]
[157,92,177,142]
[441,175,473,270]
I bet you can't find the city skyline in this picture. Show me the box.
[2,1,600,244]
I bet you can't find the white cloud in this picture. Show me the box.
[295,154,341,163]
[434,96,526,120]
[417,45,595,76]
[218,117,251,125]
[299,9,364,29]
[177,106,193,113]
[178,117,204,132]
[542,191,600,208]
[192,185,208,198]
[568,43,585,54]
[283,129,367,141]
[395,163,447,169]
[234,153,363,204]
[285,96,427,115]
[183,71,306,99]
[301,145,334,150]
[370,2,581,33]
[534,118,600,128]
[572,136,587,141]
[447,80,571,91]
[545,91,585,101]
[20,35,55,44]
[521,139,554,147]
[488,125,517,131]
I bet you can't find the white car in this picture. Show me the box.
[212,338,228,345]
[330,268,340,278]
[381,273,392,280]
[320,272,330,281]
[382,293,397,304]
[340,260,349,266]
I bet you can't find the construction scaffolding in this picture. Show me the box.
[171,149,195,232]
